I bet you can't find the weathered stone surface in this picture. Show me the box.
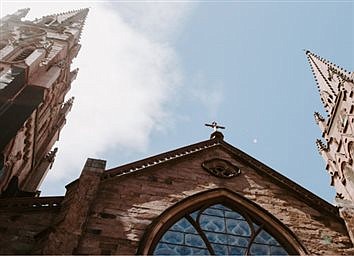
[340,207,354,243]
[73,147,352,254]
[37,158,106,254]
[0,206,59,254]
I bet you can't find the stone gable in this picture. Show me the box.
[72,145,351,254]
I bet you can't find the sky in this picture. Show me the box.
[1,0,353,203]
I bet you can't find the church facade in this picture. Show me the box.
[0,8,354,255]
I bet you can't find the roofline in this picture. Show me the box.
[219,140,341,219]
[103,138,221,178]
[102,136,341,220]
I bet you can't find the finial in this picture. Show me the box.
[205,121,225,140]
[303,49,311,55]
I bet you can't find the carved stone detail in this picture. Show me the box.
[328,66,352,83]
[320,90,335,111]
[202,158,240,178]
[45,147,58,163]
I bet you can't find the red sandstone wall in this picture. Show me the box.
[0,197,61,254]
[75,147,352,255]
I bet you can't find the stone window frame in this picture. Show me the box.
[137,188,308,255]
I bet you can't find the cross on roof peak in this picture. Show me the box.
[205,121,225,132]
[205,121,225,140]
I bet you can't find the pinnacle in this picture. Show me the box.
[316,139,328,153]
[314,112,325,124]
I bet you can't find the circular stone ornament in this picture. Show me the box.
[201,158,241,178]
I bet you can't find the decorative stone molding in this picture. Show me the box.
[202,158,241,178]
[103,140,220,179]
[55,59,66,69]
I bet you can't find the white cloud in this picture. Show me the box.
[108,2,194,42]
[1,1,194,193]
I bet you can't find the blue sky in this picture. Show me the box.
[2,1,353,203]
[108,1,353,203]
[105,1,354,203]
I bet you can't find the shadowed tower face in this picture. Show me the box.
[0,8,88,196]
[306,51,354,202]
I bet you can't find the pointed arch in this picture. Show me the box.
[137,188,308,255]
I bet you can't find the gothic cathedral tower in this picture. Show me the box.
[307,51,354,201]
[0,8,88,196]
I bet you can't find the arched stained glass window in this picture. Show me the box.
[153,203,288,255]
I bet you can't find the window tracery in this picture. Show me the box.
[153,203,289,255]
[139,189,306,255]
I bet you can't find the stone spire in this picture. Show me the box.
[308,52,354,238]
[305,50,352,114]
